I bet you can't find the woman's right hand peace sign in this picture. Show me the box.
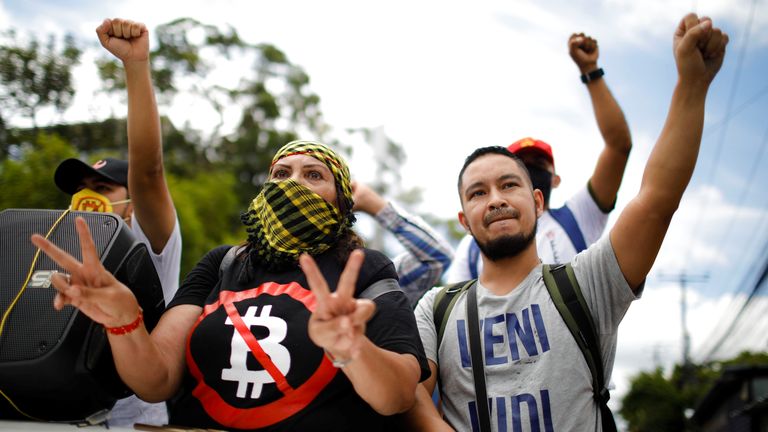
[30,216,140,328]
[301,249,376,363]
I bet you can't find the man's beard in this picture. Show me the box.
[476,219,537,262]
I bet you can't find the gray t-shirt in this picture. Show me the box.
[415,237,639,431]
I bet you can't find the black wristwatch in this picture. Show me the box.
[580,68,605,84]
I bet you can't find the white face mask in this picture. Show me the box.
[70,188,131,214]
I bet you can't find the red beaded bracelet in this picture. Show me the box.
[105,309,143,335]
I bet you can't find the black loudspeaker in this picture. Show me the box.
[0,209,165,422]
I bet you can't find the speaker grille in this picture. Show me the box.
[0,210,116,361]
[0,209,165,421]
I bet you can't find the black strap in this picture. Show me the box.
[580,67,605,84]
[466,281,491,432]
[547,264,617,432]
[550,265,605,391]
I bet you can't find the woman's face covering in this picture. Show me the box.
[270,154,338,208]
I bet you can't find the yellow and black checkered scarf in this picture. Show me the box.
[241,140,355,270]
[270,140,354,214]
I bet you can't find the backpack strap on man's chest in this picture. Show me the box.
[430,278,478,423]
[432,279,477,349]
[542,263,617,432]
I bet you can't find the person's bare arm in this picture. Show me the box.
[97,18,175,253]
[401,360,455,431]
[569,33,632,211]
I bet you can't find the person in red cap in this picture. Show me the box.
[445,32,632,283]
[52,18,181,428]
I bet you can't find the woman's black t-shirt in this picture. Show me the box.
[166,245,429,431]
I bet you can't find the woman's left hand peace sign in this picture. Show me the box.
[31,217,141,328]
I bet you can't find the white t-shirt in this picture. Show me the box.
[130,215,182,305]
[445,185,609,283]
[109,214,182,427]
[415,237,639,431]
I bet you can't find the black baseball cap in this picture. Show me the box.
[54,158,129,195]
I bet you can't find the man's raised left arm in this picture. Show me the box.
[610,14,728,290]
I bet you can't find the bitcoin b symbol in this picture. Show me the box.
[221,305,291,398]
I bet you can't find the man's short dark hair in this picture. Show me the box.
[457,146,531,202]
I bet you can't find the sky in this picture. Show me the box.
[2,0,768,415]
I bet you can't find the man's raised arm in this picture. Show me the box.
[96,18,176,253]
[610,14,728,290]
[569,32,633,211]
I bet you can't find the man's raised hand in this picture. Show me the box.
[673,13,728,87]
[568,32,599,73]
[96,18,150,63]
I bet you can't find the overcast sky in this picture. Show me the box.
[2,0,767,414]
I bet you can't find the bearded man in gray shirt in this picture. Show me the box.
[404,13,729,432]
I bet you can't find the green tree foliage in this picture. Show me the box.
[96,18,246,96]
[620,351,768,431]
[0,30,81,131]
[168,170,242,276]
[1,18,432,278]
[0,133,76,211]
[0,128,242,277]
[95,18,331,205]
[0,113,7,151]
[1,18,339,278]
[620,368,686,432]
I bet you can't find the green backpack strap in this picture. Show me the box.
[432,279,477,349]
[430,279,477,405]
[542,263,617,432]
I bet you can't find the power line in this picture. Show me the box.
[694,243,764,360]
[716,297,768,358]
[702,84,768,138]
[702,241,768,360]
[704,122,768,278]
[695,125,768,360]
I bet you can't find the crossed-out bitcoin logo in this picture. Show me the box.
[187,281,338,429]
[221,305,290,398]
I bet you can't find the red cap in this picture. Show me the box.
[507,137,555,171]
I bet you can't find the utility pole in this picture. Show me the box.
[657,272,709,370]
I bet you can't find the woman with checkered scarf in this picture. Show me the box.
[33,140,430,431]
